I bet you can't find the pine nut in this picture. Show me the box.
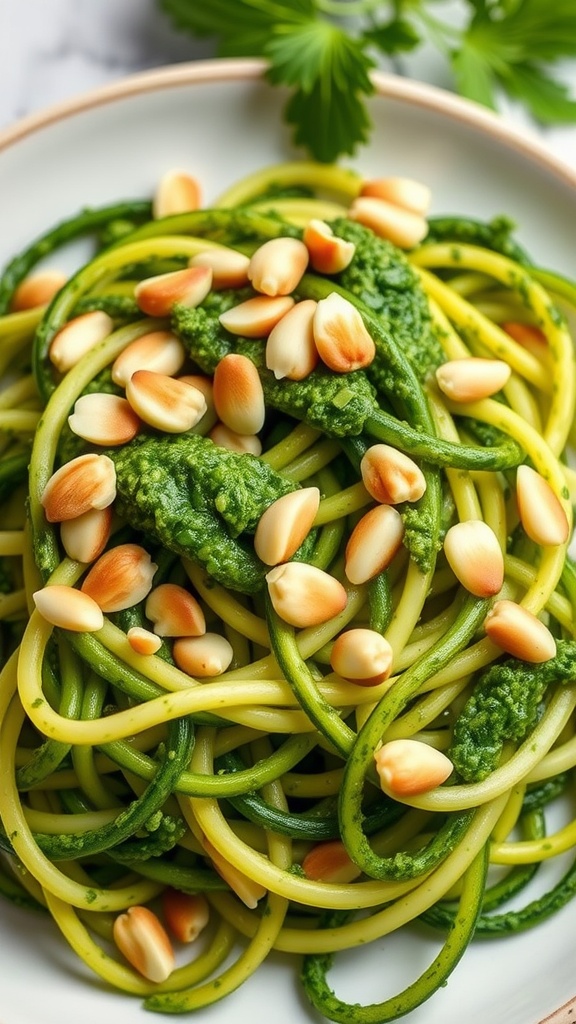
[344,504,404,585]
[125,370,207,433]
[265,299,319,381]
[145,583,206,637]
[484,599,557,663]
[212,353,265,435]
[173,633,234,677]
[360,444,426,505]
[348,196,428,249]
[190,248,251,289]
[313,292,376,373]
[135,265,212,317]
[127,626,163,656]
[60,506,113,564]
[330,628,393,686]
[49,310,114,373]
[303,220,356,274]
[516,465,570,547]
[374,739,453,796]
[111,330,186,388]
[302,840,361,883]
[266,562,347,628]
[202,837,266,909]
[11,269,67,312]
[41,454,116,522]
[113,906,175,983]
[209,423,263,455]
[443,520,504,597]
[81,543,157,613]
[360,177,431,216]
[161,889,210,944]
[32,585,104,633]
[218,294,295,338]
[248,237,309,297]
[435,357,511,402]
[68,393,140,446]
[254,487,320,566]
[503,321,548,354]
[153,169,201,218]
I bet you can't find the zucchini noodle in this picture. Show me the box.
[1,159,576,1024]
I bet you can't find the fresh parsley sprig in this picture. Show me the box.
[160,0,576,162]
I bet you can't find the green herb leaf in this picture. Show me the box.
[503,63,576,123]
[364,18,420,57]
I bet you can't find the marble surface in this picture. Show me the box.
[1,0,576,170]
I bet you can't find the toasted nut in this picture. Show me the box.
[212,353,265,435]
[209,422,262,455]
[11,269,67,312]
[330,628,394,686]
[111,330,186,388]
[484,599,557,663]
[126,370,207,433]
[218,295,295,338]
[153,169,201,218]
[162,889,210,944]
[248,237,309,297]
[135,265,212,317]
[254,487,320,566]
[435,358,511,402]
[203,837,267,909]
[60,506,113,564]
[81,543,157,613]
[266,563,347,628]
[302,220,355,275]
[360,444,426,505]
[516,465,570,547]
[302,840,361,884]
[145,583,206,638]
[374,739,453,796]
[443,520,504,597]
[360,177,431,216]
[265,299,319,381]
[33,585,104,632]
[49,310,114,373]
[127,626,162,655]
[190,248,251,289]
[313,292,375,373]
[41,454,116,523]
[348,196,428,249]
[113,906,175,983]
[173,633,234,677]
[68,393,140,446]
[503,321,548,354]
[344,504,404,585]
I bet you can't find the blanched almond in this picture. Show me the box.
[254,487,320,566]
[218,295,295,338]
[266,563,347,628]
[202,837,266,909]
[516,465,570,547]
[126,370,207,432]
[81,543,157,613]
[209,423,262,455]
[303,220,355,275]
[360,177,431,216]
[374,739,453,796]
[190,248,250,290]
[135,265,212,317]
[248,237,309,297]
[435,358,511,402]
[41,454,116,522]
[302,840,361,883]
[348,196,428,249]
[145,583,206,637]
[212,353,265,435]
[344,504,404,585]
[484,599,557,663]
[265,299,319,381]
[360,444,426,505]
[161,889,210,944]
[330,628,393,686]
[313,292,375,373]
[68,393,140,446]
[33,585,104,632]
[127,626,162,655]
[173,633,234,677]
[443,520,504,597]
[153,169,201,218]
[49,310,114,373]
[111,330,186,387]
[113,906,175,983]
[60,506,113,564]
[11,269,67,312]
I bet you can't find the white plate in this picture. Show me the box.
[0,58,575,1024]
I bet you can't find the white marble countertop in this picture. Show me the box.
[1,0,576,170]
